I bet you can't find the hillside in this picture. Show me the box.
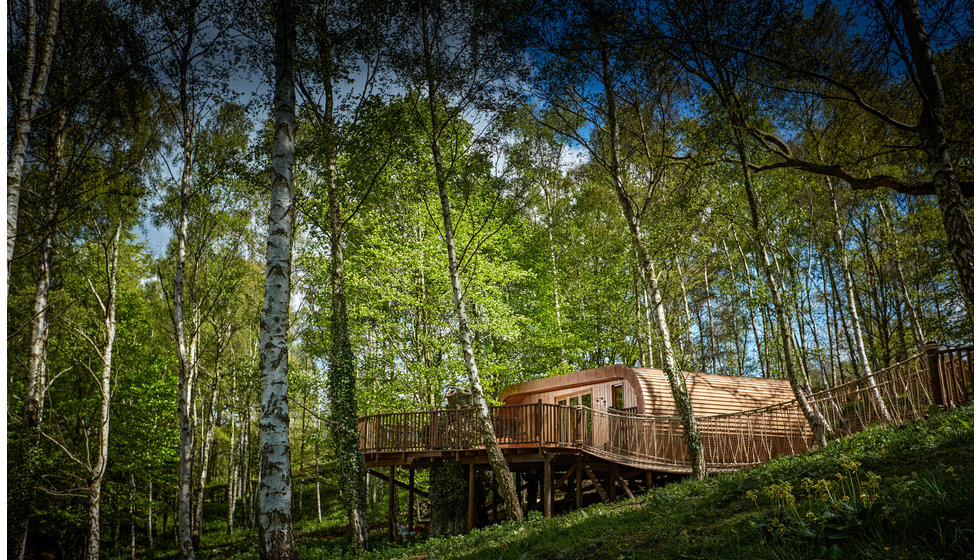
[324,404,973,560]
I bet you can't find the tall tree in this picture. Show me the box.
[7,0,61,282]
[392,0,526,519]
[293,0,392,548]
[148,1,242,555]
[257,0,298,556]
[521,0,708,477]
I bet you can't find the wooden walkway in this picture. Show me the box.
[358,345,972,474]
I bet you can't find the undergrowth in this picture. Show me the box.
[144,404,974,560]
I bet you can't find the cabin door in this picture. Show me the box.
[555,391,593,444]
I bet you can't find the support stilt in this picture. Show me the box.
[407,469,415,530]
[543,460,553,518]
[575,461,583,509]
[387,466,396,542]
[467,464,476,531]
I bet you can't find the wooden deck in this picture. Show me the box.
[359,345,972,474]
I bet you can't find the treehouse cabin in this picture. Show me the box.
[360,365,809,473]
[356,345,972,539]
[497,364,798,416]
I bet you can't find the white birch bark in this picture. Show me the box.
[85,223,121,560]
[257,0,297,556]
[895,0,972,306]
[829,184,891,421]
[194,370,221,539]
[11,108,66,560]
[734,135,829,447]
[8,0,61,283]
[597,41,705,478]
[417,6,524,522]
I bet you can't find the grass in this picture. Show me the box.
[145,404,974,559]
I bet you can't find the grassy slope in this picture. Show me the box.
[161,405,973,560]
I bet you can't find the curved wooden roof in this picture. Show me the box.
[633,368,796,416]
[498,364,642,405]
[498,365,796,416]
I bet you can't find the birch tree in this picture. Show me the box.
[256,0,298,556]
[293,0,393,547]
[392,0,526,519]
[148,2,241,555]
[7,0,61,282]
[522,0,708,477]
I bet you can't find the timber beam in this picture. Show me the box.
[368,469,430,498]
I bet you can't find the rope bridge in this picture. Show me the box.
[358,345,972,474]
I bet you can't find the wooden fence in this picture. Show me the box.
[358,345,972,473]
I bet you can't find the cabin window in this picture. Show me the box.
[555,390,592,408]
[612,384,624,410]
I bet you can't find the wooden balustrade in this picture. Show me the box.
[358,346,973,473]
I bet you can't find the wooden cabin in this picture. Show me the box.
[498,364,797,417]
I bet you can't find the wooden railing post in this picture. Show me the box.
[574,407,583,446]
[925,341,946,407]
[536,400,544,446]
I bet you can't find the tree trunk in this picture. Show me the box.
[829,184,891,421]
[257,0,297,557]
[721,238,749,377]
[598,41,705,478]
[171,9,200,556]
[148,480,155,551]
[7,0,61,282]
[732,119,829,447]
[130,475,137,560]
[896,0,972,307]
[258,0,296,560]
[227,382,237,535]
[543,183,566,365]
[10,107,67,560]
[327,102,370,555]
[85,223,121,560]
[419,13,523,522]
[703,262,717,375]
[674,256,696,367]
[194,371,221,540]
[730,229,767,379]
[875,199,926,351]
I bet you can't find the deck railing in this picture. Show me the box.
[358,345,972,473]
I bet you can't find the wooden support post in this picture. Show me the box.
[645,471,654,491]
[925,341,946,406]
[582,464,608,502]
[543,459,553,518]
[407,469,415,530]
[575,462,583,509]
[616,471,635,500]
[387,466,396,542]
[467,464,476,531]
[528,471,538,510]
[608,464,618,501]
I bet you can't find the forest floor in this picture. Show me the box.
[148,404,973,560]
